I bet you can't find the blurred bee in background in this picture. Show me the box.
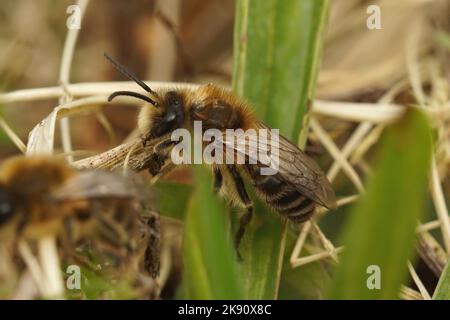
[105,53,336,258]
[0,155,160,278]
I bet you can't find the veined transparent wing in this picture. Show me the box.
[209,122,336,209]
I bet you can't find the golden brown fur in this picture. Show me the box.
[0,156,83,239]
[138,84,257,135]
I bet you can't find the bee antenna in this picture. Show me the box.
[108,91,159,107]
[104,52,158,97]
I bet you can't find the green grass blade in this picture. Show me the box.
[156,181,193,220]
[233,0,329,139]
[232,0,330,299]
[182,166,243,299]
[326,109,432,299]
[433,260,450,299]
[279,231,332,299]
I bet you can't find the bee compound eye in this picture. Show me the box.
[0,191,14,225]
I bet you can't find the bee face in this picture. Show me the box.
[0,186,15,226]
[103,53,187,140]
[148,91,186,139]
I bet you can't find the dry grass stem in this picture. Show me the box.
[37,236,64,299]
[310,117,365,192]
[416,231,447,277]
[407,261,431,300]
[431,156,450,254]
[58,0,90,163]
[0,115,26,153]
[18,241,46,296]
[399,285,423,300]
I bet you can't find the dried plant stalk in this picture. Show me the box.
[399,285,424,300]
[73,140,150,171]
[416,231,447,277]
[407,261,431,300]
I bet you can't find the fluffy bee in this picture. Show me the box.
[105,53,336,255]
[0,155,160,277]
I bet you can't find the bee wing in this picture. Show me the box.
[212,122,336,209]
[272,130,336,209]
[49,170,140,202]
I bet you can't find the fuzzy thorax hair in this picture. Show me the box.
[137,84,257,136]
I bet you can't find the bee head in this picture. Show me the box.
[0,185,14,226]
[104,53,186,138]
[147,90,185,137]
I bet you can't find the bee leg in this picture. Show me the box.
[235,207,253,262]
[141,139,175,177]
[142,153,168,176]
[154,139,177,154]
[226,165,253,261]
[213,167,223,193]
[143,213,161,278]
[141,133,153,147]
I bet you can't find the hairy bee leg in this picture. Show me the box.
[151,162,176,184]
[154,139,177,154]
[235,207,253,261]
[142,153,167,176]
[141,133,153,147]
[226,165,253,261]
[141,138,175,177]
[143,213,161,278]
[213,167,223,193]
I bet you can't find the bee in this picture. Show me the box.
[105,53,336,256]
[0,155,160,278]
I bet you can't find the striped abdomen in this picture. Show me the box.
[245,166,315,222]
